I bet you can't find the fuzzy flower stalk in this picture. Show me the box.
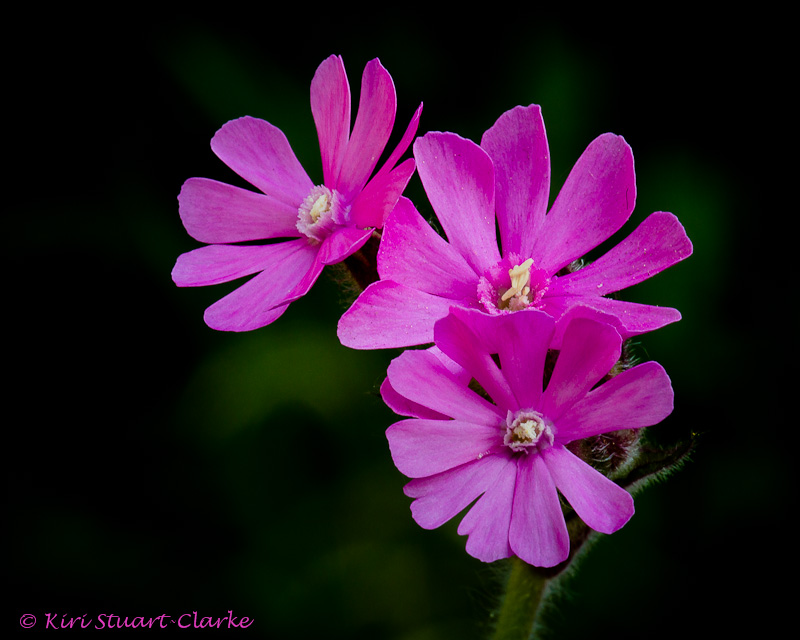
[172,55,422,331]
[339,104,692,350]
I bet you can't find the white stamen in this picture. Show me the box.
[501,258,535,302]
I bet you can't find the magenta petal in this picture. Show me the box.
[387,419,502,478]
[317,226,372,265]
[549,212,693,296]
[377,197,479,299]
[509,455,569,567]
[380,376,449,420]
[336,58,396,200]
[337,280,459,349]
[414,132,501,275]
[540,294,682,339]
[450,309,554,410]
[434,308,517,412]
[387,349,504,424]
[404,454,511,530]
[481,104,551,257]
[178,178,301,244]
[543,446,634,534]
[458,456,517,562]
[201,239,318,331]
[541,317,622,423]
[210,117,313,206]
[533,133,635,275]
[310,55,351,188]
[172,244,292,287]
[557,361,674,442]
[349,158,415,229]
[373,103,423,182]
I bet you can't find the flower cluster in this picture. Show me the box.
[173,56,692,568]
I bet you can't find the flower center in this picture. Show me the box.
[477,254,550,314]
[504,409,554,453]
[296,185,349,242]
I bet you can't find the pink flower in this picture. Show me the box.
[172,55,422,331]
[338,104,692,349]
[383,306,674,567]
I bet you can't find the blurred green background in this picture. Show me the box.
[8,8,789,639]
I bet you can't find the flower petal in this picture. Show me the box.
[178,178,301,244]
[386,349,504,424]
[373,102,423,180]
[557,361,674,442]
[310,54,351,188]
[210,117,313,206]
[414,132,501,275]
[548,212,693,296]
[481,104,550,257]
[434,308,517,412]
[377,197,479,299]
[386,418,502,478]
[336,58,396,200]
[451,309,554,410]
[458,456,518,562]
[541,317,622,423]
[404,454,512,530]
[509,454,569,567]
[172,243,292,287]
[540,294,682,339]
[543,446,634,534]
[349,157,416,229]
[201,239,318,331]
[533,133,635,275]
[317,226,372,265]
[337,280,459,349]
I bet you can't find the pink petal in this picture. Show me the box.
[377,197,479,299]
[201,239,319,331]
[543,446,634,534]
[414,132,501,275]
[540,294,682,339]
[434,308,517,412]
[450,309,554,410]
[386,418,503,478]
[380,376,449,420]
[310,55,351,188]
[404,453,512,530]
[172,243,294,287]
[386,349,504,424]
[556,361,674,442]
[548,212,693,296]
[178,178,301,244]
[336,58,396,200]
[372,102,423,181]
[533,133,635,275]
[349,158,416,229]
[210,117,313,206]
[457,456,517,562]
[337,280,460,349]
[317,226,373,265]
[541,317,622,423]
[481,104,551,258]
[509,454,569,567]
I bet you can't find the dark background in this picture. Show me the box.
[8,8,790,639]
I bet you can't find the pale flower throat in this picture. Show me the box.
[500,258,535,310]
[296,185,348,242]
[505,410,555,453]
[478,255,550,315]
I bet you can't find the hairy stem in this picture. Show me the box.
[491,557,548,640]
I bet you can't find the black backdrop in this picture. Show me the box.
[8,8,791,639]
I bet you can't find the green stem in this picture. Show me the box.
[491,557,548,640]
